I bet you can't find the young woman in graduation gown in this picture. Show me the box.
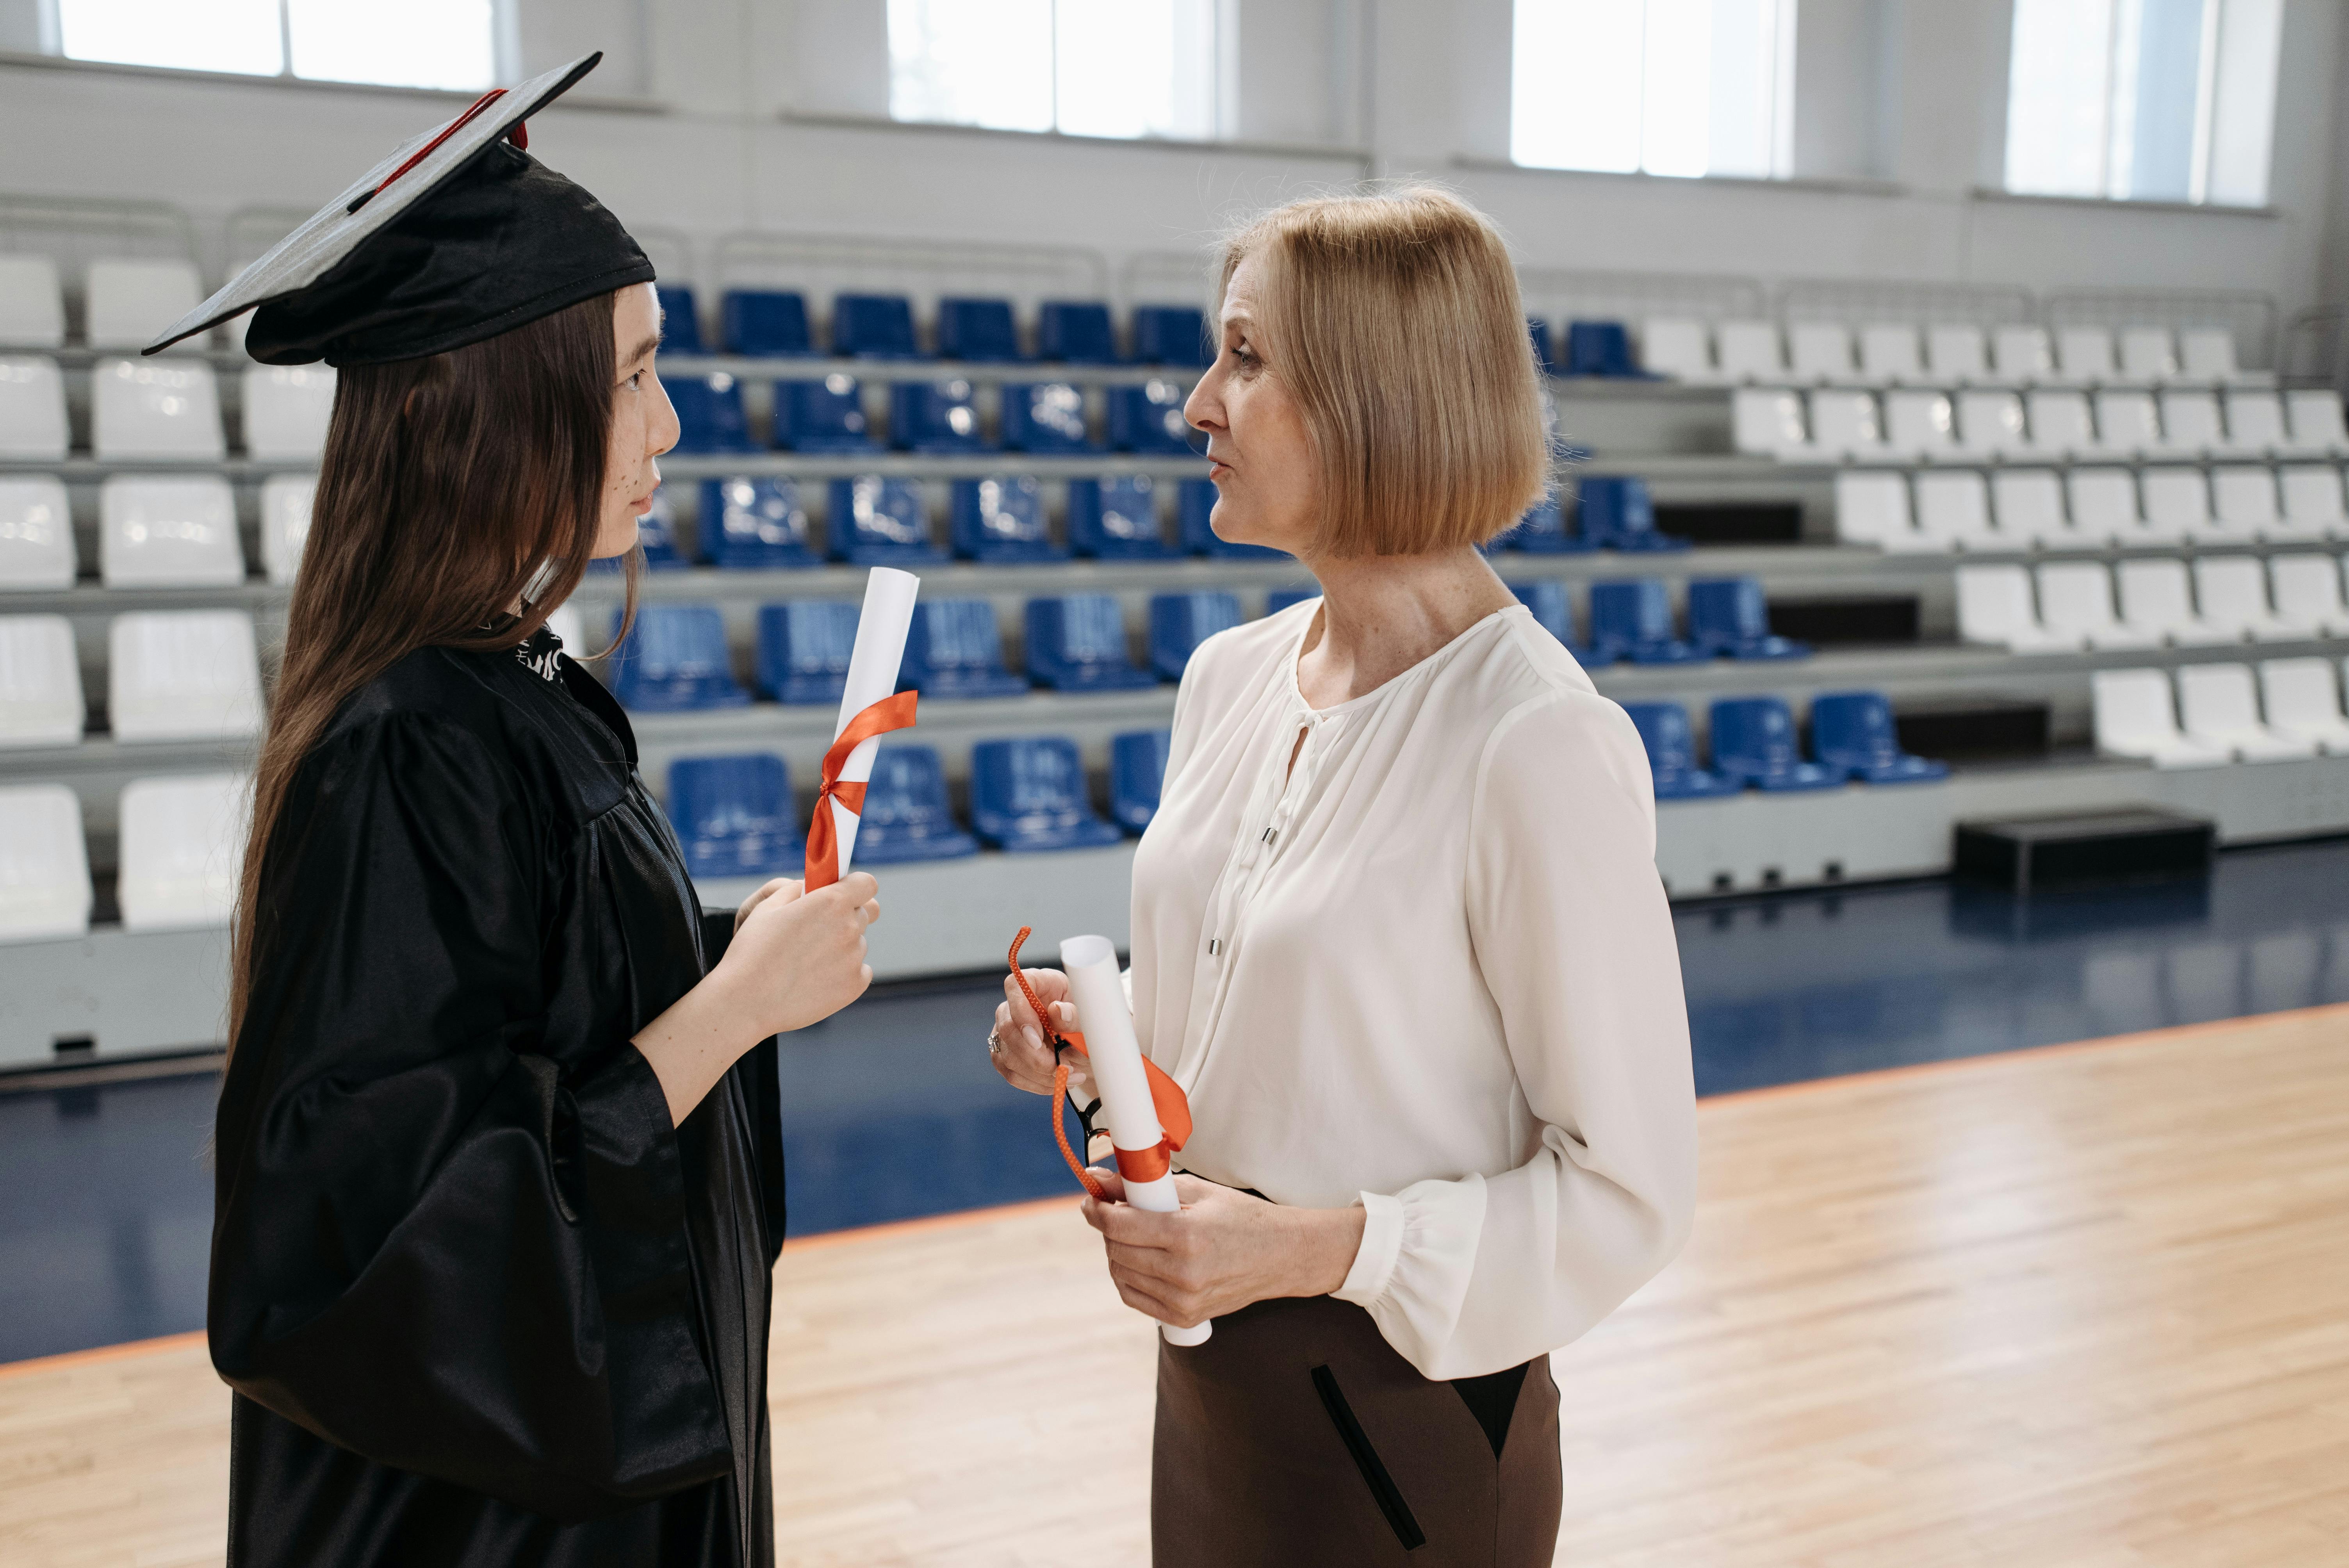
[188,59,874,1568]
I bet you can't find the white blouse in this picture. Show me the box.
[1127,600,1698,1380]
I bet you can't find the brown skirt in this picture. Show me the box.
[1151,1294,1562,1567]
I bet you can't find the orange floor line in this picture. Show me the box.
[0,1328,207,1381]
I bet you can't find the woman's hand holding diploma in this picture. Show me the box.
[989,968,1096,1105]
[1081,1174,1368,1331]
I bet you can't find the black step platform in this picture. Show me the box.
[1953,806,2216,894]
[1897,695,2052,761]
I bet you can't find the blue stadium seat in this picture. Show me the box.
[1110,728,1172,834]
[608,604,750,711]
[891,377,989,453]
[1508,579,1610,667]
[656,285,703,353]
[901,599,1028,699]
[702,477,820,568]
[754,600,859,705]
[1108,379,1199,453]
[1620,702,1742,800]
[850,745,980,863]
[1589,579,1704,664]
[1486,493,1591,554]
[1564,321,1646,378]
[1026,595,1157,691]
[772,373,875,452]
[970,736,1125,852]
[832,293,920,358]
[664,372,755,453]
[1709,697,1841,792]
[667,754,804,879]
[1686,577,1809,661]
[1266,586,1319,615]
[721,290,812,356]
[1067,476,1176,558]
[1527,317,1554,374]
[1810,691,1948,784]
[1179,477,1285,559]
[636,492,689,569]
[1039,300,1118,364]
[1000,381,1096,453]
[951,476,1065,563]
[826,476,943,565]
[936,297,1022,362]
[1149,591,1241,680]
[1577,476,1687,552]
[1131,305,1210,366]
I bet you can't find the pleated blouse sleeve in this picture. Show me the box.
[1333,689,1698,1379]
[208,709,731,1523]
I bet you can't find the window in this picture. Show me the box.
[2004,0,2284,206]
[888,0,1221,141]
[54,0,501,93]
[1511,0,1796,179]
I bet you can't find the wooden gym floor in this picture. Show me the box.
[3,1002,2343,1567]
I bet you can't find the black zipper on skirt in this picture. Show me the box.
[1310,1364,1427,1550]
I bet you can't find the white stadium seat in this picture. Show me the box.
[2119,326,2178,380]
[91,357,225,459]
[1788,321,1853,381]
[1924,323,1987,381]
[1913,471,1995,551]
[85,258,201,351]
[2039,562,2160,650]
[1808,390,1883,456]
[1957,563,2070,650]
[1715,319,1784,380]
[0,784,92,943]
[2277,465,2347,538]
[2194,555,2302,642]
[2284,390,2348,453]
[117,772,247,932]
[2092,668,2228,768]
[0,476,77,588]
[2267,555,2349,638]
[261,473,315,586]
[1956,390,2027,453]
[1733,388,1808,454]
[1640,318,1711,380]
[2224,390,2286,452]
[0,256,66,348]
[0,356,69,460]
[2258,658,2349,753]
[2176,663,2316,761]
[242,365,337,459]
[0,614,86,747]
[2178,328,2239,381]
[2137,469,2219,544]
[2094,389,2160,454]
[2066,468,2142,545]
[2025,390,2094,455]
[2158,389,2224,454]
[1882,390,1955,456]
[1992,470,2093,551]
[107,610,262,742]
[1992,325,2054,381]
[2057,326,2118,381]
[2208,467,2282,540]
[1834,471,1912,547]
[1859,323,1921,381]
[100,475,245,588]
[2115,559,2233,647]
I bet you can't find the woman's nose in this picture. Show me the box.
[648,374,681,457]
[1183,373,1224,434]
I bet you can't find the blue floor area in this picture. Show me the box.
[4,837,2345,1365]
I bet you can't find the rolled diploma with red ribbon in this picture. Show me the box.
[825,567,921,874]
[1060,934,1212,1347]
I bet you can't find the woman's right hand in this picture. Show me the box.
[712,872,879,1036]
[991,968,1088,1098]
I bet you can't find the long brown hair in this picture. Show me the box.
[227,289,639,1054]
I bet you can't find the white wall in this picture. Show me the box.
[0,0,2338,326]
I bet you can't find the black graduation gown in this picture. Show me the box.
[210,629,785,1567]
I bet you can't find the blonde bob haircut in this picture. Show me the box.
[1218,186,1550,558]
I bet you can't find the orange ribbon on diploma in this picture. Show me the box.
[804,689,919,891]
[1008,926,1191,1200]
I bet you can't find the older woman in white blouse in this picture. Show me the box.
[990,187,1696,1566]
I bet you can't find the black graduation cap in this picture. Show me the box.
[144,52,653,367]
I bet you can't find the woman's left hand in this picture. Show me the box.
[1081,1173,1368,1330]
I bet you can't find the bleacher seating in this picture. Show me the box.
[259,474,314,586]
[608,604,750,711]
[2159,388,2224,454]
[1508,579,1603,664]
[703,476,820,568]
[1991,469,2096,551]
[1067,476,1176,558]
[2092,389,2160,455]
[0,783,90,942]
[1884,390,1956,456]
[1589,579,1703,664]
[721,289,812,356]
[1834,471,1911,548]
[1956,390,2028,454]
[2194,555,2302,641]
[1733,387,1807,455]
[2268,555,2349,637]
[86,259,200,350]
[2092,668,2228,768]
[1026,594,1156,691]
[1810,691,1947,784]
[2176,663,2317,761]
[828,476,944,564]
[1621,701,1740,799]
[666,754,806,878]
[656,285,704,353]
[242,365,336,459]
[1039,301,1117,364]
[1708,697,1840,791]
[1715,319,1783,380]
[2258,658,2349,753]
[2225,389,2286,451]
[2180,328,2239,380]
[1180,477,1283,558]
[773,374,875,451]
[951,475,1062,562]
[1493,494,1587,554]
[1687,577,1807,659]
[1992,326,2055,381]
[891,378,988,453]
[1577,476,1684,551]
[0,477,75,588]
[1108,379,1197,453]
[2066,468,2142,545]
[1911,470,1995,551]
[116,772,244,932]
[849,745,981,863]
[901,599,1028,698]
[1000,380,1095,453]
[0,356,68,459]
[969,736,1124,852]
[1809,390,1882,457]
[1925,324,1988,381]
[1110,728,1171,834]
[2279,466,2348,536]
[665,372,755,453]
[1148,591,1240,679]
[0,256,65,347]
[1860,323,1922,382]
[2285,390,2349,453]
[2115,559,2233,647]
[1130,305,1210,367]
[1563,321,1645,378]
[1638,318,1710,380]
[2138,469,2220,544]
[2210,467,2283,540]
[1957,564,2064,653]
[755,600,858,704]
[2025,390,2094,455]
[109,610,262,741]
[99,476,244,587]
[93,358,224,459]
[0,615,84,748]
[2118,326,2177,381]
[2038,562,2160,650]
[2056,326,2117,381]
[936,298,1021,362]
[833,294,920,358]
[632,491,690,569]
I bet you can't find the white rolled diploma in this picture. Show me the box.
[1060,934,1212,1347]
[826,567,921,874]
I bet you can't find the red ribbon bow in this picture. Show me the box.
[804,690,920,890]
[1008,927,1192,1202]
